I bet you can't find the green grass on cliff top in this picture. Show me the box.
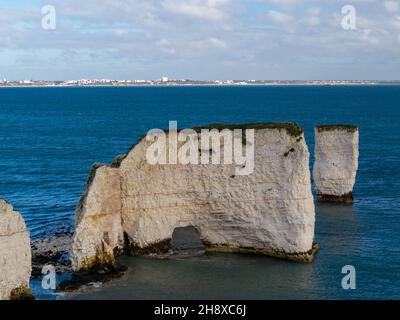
[192,122,303,137]
[107,122,303,168]
[316,124,358,132]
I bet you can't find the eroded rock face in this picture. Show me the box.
[71,124,317,271]
[71,165,124,271]
[313,125,359,204]
[0,200,32,300]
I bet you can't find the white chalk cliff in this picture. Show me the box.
[313,125,359,203]
[0,200,32,300]
[71,123,317,271]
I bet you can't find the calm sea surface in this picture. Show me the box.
[1,86,399,299]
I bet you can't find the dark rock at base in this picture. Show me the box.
[9,287,34,300]
[56,263,127,292]
[205,241,319,263]
[317,192,354,205]
[129,238,171,256]
[31,232,73,277]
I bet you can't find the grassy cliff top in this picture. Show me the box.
[107,122,303,168]
[192,122,304,137]
[316,124,358,133]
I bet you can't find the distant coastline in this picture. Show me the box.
[1,79,400,88]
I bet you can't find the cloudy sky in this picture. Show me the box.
[1,0,399,80]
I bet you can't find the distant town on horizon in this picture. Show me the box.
[1,78,400,87]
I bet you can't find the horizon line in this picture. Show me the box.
[2,79,400,82]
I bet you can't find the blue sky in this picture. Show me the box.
[0,0,399,80]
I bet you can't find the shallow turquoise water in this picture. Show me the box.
[1,86,399,299]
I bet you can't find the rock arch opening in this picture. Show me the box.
[170,226,205,255]
[71,124,318,271]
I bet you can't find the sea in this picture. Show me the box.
[0,85,399,299]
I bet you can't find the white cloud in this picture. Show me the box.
[1,0,400,80]
[384,1,400,13]
[162,0,230,21]
[156,38,177,54]
[307,7,321,16]
[209,37,227,48]
[305,17,320,26]
[270,0,305,5]
[156,38,171,46]
[361,29,380,45]
[393,15,400,29]
[266,10,293,24]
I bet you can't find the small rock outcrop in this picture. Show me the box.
[31,233,73,277]
[313,125,359,204]
[0,200,32,300]
[71,123,317,271]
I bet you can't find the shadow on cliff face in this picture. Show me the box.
[170,226,206,257]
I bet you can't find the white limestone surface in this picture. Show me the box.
[71,124,317,271]
[71,165,124,271]
[0,200,32,300]
[313,125,359,203]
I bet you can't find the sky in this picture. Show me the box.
[0,0,399,80]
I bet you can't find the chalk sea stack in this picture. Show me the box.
[71,123,317,271]
[0,200,32,300]
[313,125,359,204]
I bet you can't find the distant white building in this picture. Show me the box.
[161,76,169,82]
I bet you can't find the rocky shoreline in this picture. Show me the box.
[30,231,129,294]
[31,232,73,277]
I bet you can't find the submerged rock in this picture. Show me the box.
[313,125,359,204]
[31,232,73,277]
[0,200,32,300]
[71,123,317,271]
[57,263,127,293]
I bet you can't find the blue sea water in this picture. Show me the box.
[0,86,399,299]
